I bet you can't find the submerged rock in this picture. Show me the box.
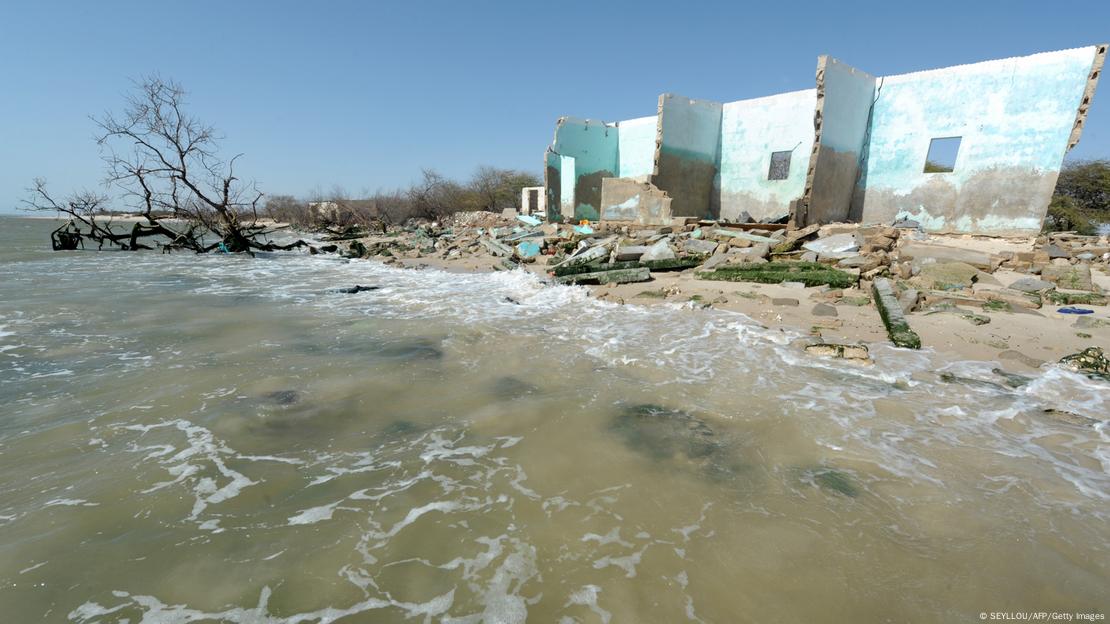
[610,404,722,462]
[490,376,540,400]
[377,338,444,361]
[263,389,300,405]
[336,285,381,294]
[800,466,860,497]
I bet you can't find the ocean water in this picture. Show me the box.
[0,215,1107,622]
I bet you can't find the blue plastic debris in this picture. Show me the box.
[516,241,541,258]
[573,224,594,235]
[517,214,542,227]
[1057,307,1094,315]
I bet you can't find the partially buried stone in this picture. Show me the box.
[804,343,870,363]
[1008,277,1054,293]
[812,303,838,317]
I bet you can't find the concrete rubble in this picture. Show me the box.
[328,208,1110,353]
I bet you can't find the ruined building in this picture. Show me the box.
[544,45,1106,235]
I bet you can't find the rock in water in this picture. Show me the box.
[337,285,380,294]
[1058,347,1109,380]
[263,389,300,405]
[609,404,724,466]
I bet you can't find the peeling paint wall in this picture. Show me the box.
[651,94,723,219]
[543,150,562,222]
[858,46,1103,234]
[718,89,816,222]
[600,178,673,225]
[617,116,657,180]
[545,45,1104,235]
[802,57,876,226]
[551,117,618,221]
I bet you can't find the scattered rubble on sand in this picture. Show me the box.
[311,209,1110,367]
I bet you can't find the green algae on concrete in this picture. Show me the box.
[872,278,922,349]
[555,267,651,286]
[697,262,856,289]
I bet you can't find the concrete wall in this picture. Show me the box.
[551,117,618,221]
[858,46,1104,234]
[802,57,876,226]
[599,178,673,225]
[718,89,816,222]
[617,116,658,181]
[543,150,562,222]
[651,94,723,219]
[520,186,545,216]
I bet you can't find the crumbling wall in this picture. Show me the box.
[617,116,657,181]
[599,178,672,225]
[801,57,876,227]
[858,46,1105,235]
[651,94,723,219]
[543,150,562,222]
[718,89,816,222]
[552,117,618,221]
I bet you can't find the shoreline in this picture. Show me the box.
[391,250,1109,376]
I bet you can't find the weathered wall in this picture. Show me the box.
[718,89,816,222]
[617,116,658,181]
[802,57,876,226]
[552,117,618,221]
[559,155,576,220]
[651,94,723,219]
[600,178,673,225]
[543,150,562,222]
[858,46,1104,234]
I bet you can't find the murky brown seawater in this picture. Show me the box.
[0,216,1107,622]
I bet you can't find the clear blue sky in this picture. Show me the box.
[1,0,1107,213]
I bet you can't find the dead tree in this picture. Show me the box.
[24,76,307,254]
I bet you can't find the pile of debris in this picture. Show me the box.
[328,209,1108,350]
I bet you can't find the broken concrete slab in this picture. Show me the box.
[872,278,922,349]
[898,243,994,271]
[555,267,652,286]
[1041,264,1093,290]
[802,233,859,256]
[805,343,870,363]
[684,239,720,255]
[1009,277,1054,293]
[914,262,980,290]
[640,239,677,262]
[615,245,649,261]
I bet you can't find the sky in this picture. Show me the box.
[1,0,1108,214]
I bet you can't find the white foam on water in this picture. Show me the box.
[119,419,258,522]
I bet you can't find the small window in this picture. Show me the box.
[924,137,961,173]
[768,151,792,180]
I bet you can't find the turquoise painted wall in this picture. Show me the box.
[819,58,876,153]
[552,117,618,220]
[653,95,723,218]
[859,46,1100,233]
[805,57,877,224]
[657,95,722,164]
[616,116,657,180]
[718,89,816,221]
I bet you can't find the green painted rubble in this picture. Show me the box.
[697,262,857,289]
[553,256,702,277]
[872,278,922,349]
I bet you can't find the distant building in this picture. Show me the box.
[544,45,1106,235]
[520,186,545,216]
